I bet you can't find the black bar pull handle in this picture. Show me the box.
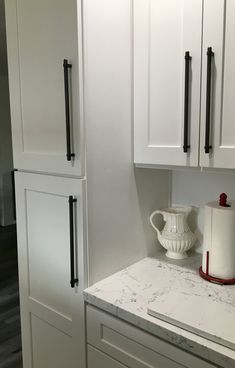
[63,59,75,161]
[69,196,78,288]
[183,51,191,153]
[11,169,17,221]
[205,47,214,154]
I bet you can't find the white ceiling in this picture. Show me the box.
[0,0,8,76]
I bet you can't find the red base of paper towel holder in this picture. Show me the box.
[199,266,235,285]
[199,251,235,285]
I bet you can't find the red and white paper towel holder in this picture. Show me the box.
[199,193,235,285]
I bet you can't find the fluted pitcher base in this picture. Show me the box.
[166,251,188,260]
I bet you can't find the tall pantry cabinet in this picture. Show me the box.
[5,0,86,367]
[5,0,170,367]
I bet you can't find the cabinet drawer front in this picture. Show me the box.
[87,306,217,368]
[88,345,127,368]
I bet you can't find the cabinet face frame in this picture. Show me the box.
[133,0,203,167]
[200,0,235,169]
[15,172,87,368]
[5,0,85,177]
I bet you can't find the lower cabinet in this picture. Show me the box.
[15,172,87,368]
[86,305,217,368]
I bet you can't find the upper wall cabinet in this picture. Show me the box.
[5,0,84,177]
[134,0,235,170]
[200,0,235,169]
[134,0,203,167]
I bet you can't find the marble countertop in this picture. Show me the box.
[84,251,235,368]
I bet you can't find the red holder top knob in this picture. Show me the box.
[219,193,229,207]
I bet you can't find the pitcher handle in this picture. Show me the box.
[150,210,162,237]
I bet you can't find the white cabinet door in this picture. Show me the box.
[15,172,87,368]
[200,0,235,169]
[88,346,127,368]
[5,0,84,177]
[134,0,203,167]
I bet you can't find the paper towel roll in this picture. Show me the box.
[202,201,235,279]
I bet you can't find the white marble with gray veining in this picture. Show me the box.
[84,251,235,368]
[147,265,235,350]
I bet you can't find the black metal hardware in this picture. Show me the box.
[183,51,191,153]
[69,196,78,288]
[205,47,214,154]
[11,169,17,221]
[63,59,75,161]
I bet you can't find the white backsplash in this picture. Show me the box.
[171,169,235,252]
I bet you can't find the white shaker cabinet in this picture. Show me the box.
[134,0,235,170]
[15,172,87,368]
[200,0,235,169]
[134,0,203,167]
[86,306,217,368]
[5,0,84,177]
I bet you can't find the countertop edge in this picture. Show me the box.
[84,288,235,368]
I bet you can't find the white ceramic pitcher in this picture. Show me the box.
[150,207,196,259]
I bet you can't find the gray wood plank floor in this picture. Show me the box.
[0,225,22,368]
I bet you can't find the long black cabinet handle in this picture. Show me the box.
[63,59,75,161]
[11,169,17,221]
[205,47,214,154]
[183,51,191,153]
[69,196,78,288]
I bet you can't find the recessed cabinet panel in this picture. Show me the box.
[15,172,86,368]
[27,190,72,318]
[88,346,127,368]
[200,0,235,169]
[134,0,202,167]
[148,1,183,147]
[32,315,74,368]
[5,0,84,176]
[18,0,76,156]
[222,1,235,148]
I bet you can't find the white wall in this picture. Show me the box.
[83,0,170,284]
[171,169,235,252]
